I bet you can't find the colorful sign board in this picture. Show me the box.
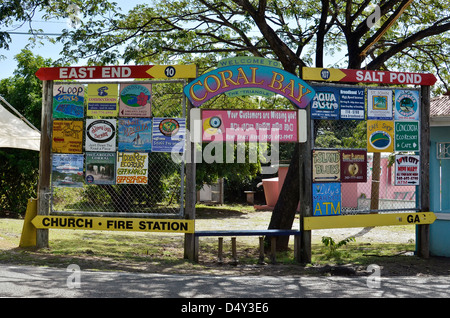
[302,67,437,85]
[394,89,420,121]
[118,118,152,152]
[85,152,116,185]
[367,120,394,152]
[116,152,149,184]
[87,83,119,117]
[395,154,420,186]
[310,85,365,120]
[51,154,84,187]
[394,121,420,152]
[31,215,195,233]
[367,89,393,120]
[340,149,367,183]
[310,86,340,120]
[53,84,84,118]
[339,87,365,120]
[85,119,117,152]
[35,64,197,80]
[312,149,340,182]
[303,212,436,230]
[52,120,83,153]
[184,61,316,109]
[119,83,152,117]
[201,109,298,142]
[152,118,186,152]
[312,182,341,216]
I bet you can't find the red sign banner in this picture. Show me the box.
[302,67,437,86]
[35,65,197,80]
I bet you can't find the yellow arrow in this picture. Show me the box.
[303,212,436,230]
[302,67,347,82]
[31,215,195,233]
[146,65,197,79]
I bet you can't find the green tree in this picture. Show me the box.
[0,49,53,215]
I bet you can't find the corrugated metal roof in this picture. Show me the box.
[430,94,450,118]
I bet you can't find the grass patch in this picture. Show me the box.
[1,206,439,276]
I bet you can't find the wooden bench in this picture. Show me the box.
[194,229,301,264]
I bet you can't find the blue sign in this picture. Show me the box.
[312,182,341,216]
[339,87,365,120]
[311,86,340,120]
[152,118,186,153]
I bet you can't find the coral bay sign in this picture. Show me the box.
[184,57,316,108]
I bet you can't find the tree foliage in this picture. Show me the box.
[0,49,53,215]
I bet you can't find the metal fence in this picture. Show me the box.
[50,80,187,218]
[312,117,420,215]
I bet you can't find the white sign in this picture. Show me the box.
[85,119,117,152]
[395,154,420,186]
[367,89,393,120]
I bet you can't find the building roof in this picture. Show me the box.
[430,94,450,118]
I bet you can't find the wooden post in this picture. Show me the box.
[218,237,224,264]
[184,78,197,261]
[370,153,381,212]
[36,80,53,248]
[258,236,265,264]
[231,237,237,264]
[418,85,431,258]
[270,236,277,264]
[300,106,313,263]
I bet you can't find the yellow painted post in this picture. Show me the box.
[19,199,38,248]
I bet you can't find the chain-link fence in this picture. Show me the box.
[311,84,421,215]
[50,80,186,218]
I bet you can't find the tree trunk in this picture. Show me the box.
[265,143,300,251]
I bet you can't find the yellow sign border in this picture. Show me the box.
[303,212,436,230]
[32,216,195,233]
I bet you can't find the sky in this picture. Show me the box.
[0,1,148,80]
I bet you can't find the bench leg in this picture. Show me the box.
[231,237,238,264]
[258,236,265,264]
[270,236,277,264]
[218,237,223,264]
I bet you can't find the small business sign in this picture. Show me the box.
[312,149,340,182]
[312,182,341,216]
[367,120,394,153]
[395,154,420,186]
[394,121,420,152]
[367,89,393,120]
[340,149,367,183]
[394,89,420,121]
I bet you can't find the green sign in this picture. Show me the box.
[395,121,419,151]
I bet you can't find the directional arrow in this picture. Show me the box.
[35,64,197,81]
[146,65,197,79]
[303,212,436,230]
[302,67,437,85]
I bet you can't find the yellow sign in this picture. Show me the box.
[32,216,195,233]
[52,120,84,153]
[367,120,394,153]
[303,212,436,230]
[302,67,347,82]
[146,65,197,79]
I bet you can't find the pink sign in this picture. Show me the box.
[202,109,298,142]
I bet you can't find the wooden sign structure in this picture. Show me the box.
[33,64,197,250]
[302,66,435,260]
